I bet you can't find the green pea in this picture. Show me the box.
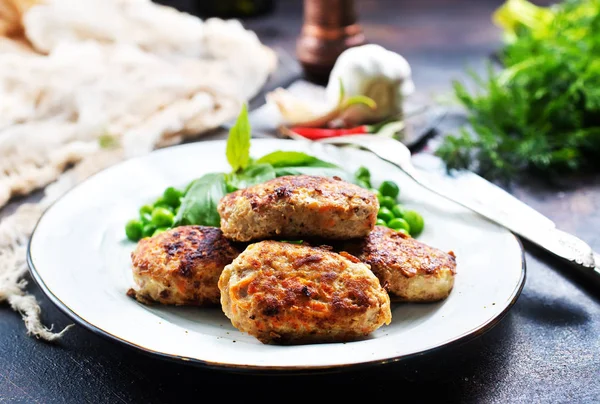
[379,180,400,199]
[375,218,387,226]
[355,166,371,180]
[356,178,370,189]
[140,212,152,224]
[397,228,409,236]
[391,204,406,218]
[152,227,169,237]
[163,187,182,207]
[142,223,157,238]
[371,188,382,199]
[125,219,143,241]
[355,166,371,188]
[139,204,154,216]
[388,218,411,233]
[151,207,174,227]
[154,196,171,210]
[379,195,396,210]
[403,210,425,237]
[377,207,394,223]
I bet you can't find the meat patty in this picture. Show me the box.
[128,225,241,306]
[217,175,379,242]
[218,240,392,345]
[341,226,457,302]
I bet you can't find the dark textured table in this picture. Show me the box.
[1,1,599,402]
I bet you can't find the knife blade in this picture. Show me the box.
[317,134,600,286]
[415,155,600,284]
[412,154,599,265]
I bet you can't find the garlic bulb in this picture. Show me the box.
[326,44,415,125]
[266,43,414,128]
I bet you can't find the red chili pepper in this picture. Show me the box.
[288,125,370,140]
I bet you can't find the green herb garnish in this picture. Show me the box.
[226,103,251,172]
[225,164,276,192]
[174,173,228,228]
[256,151,338,168]
[436,0,600,181]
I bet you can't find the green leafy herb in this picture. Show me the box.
[256,151,339,168]
[436,0,600,181]
[273,166,352,182]
[173,173,227,227]
[226,164,276,191]
[256,149,352,182]
[226,103,251,172]
[492,0,554,43]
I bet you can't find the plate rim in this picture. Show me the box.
[26,139,527,374]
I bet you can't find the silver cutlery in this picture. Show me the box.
[313,134,600,283]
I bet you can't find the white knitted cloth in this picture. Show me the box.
[0,0,276,340]
[0,150,123,340]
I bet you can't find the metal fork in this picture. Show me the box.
[313,134,600,283]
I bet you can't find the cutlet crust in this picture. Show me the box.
[341,226,457,302]
[218,240,392,344]
[217,175,379,242]
[129,225,241,306]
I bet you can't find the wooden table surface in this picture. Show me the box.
[2,1,599,402]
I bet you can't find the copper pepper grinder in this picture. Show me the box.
[296,0,367,85]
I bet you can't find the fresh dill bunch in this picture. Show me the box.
[436,0,600,181]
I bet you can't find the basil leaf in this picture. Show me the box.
[256,151,339,168]
[274,166,353,182]
[226,164,276,191]
[174,173,227,227]
[226,104,251,172]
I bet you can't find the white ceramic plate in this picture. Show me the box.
[28,139,525,373]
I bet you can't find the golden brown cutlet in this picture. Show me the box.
[128,225,241,306]
[339,226,457,302]
[217,175,379,242]
[218,240,392,344]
